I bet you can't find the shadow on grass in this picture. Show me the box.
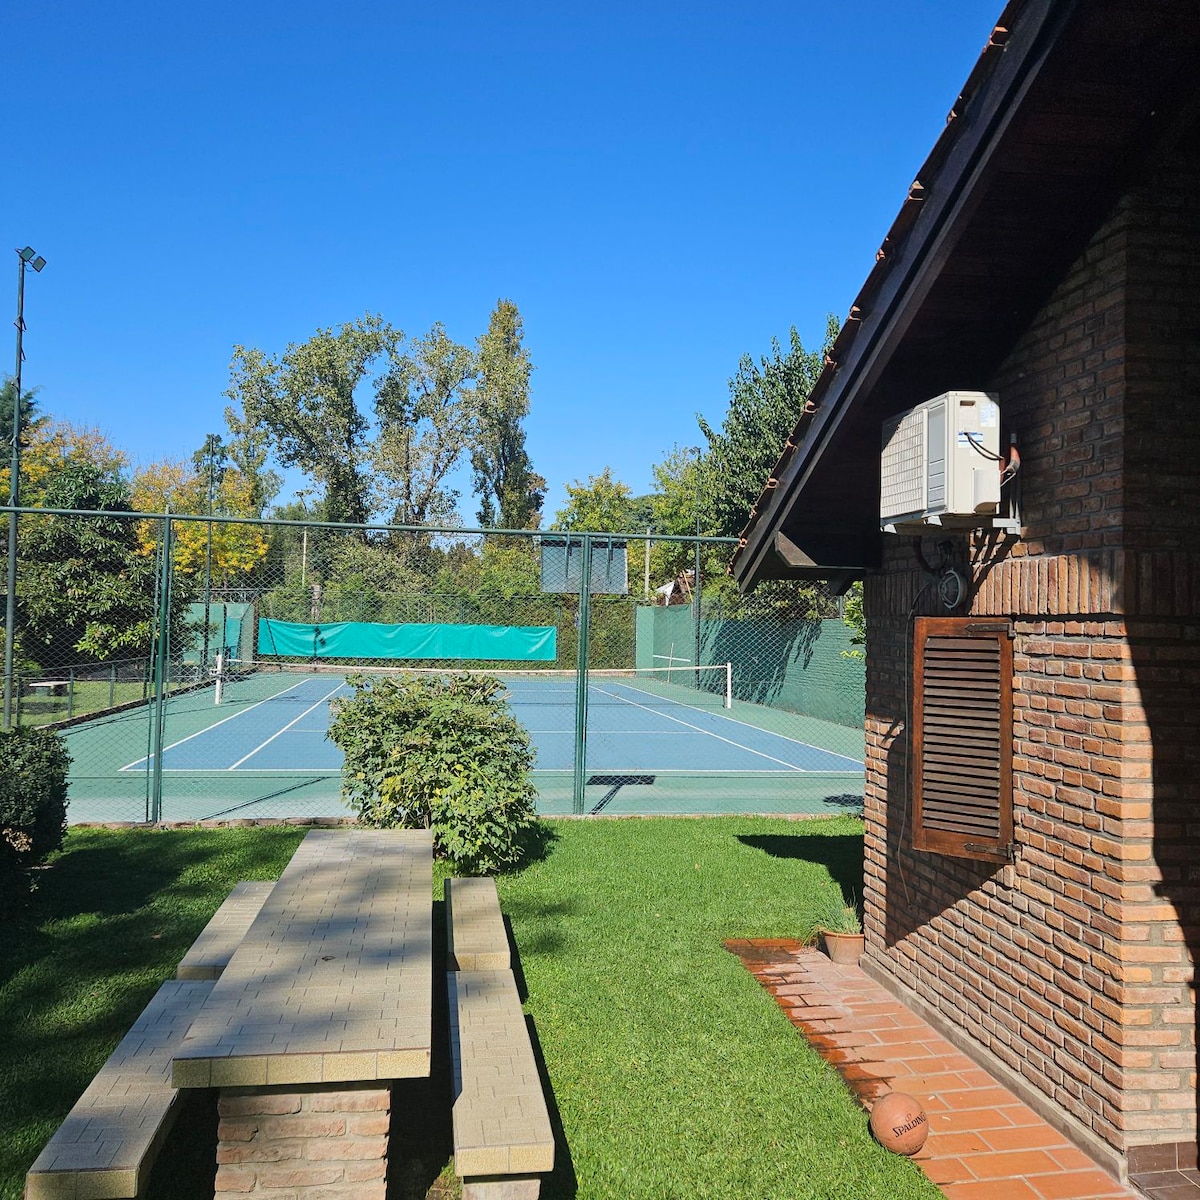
[514,819,559,870]
[736,832,864,906]
[0,829,304,1199]
[526,1018,578,1199]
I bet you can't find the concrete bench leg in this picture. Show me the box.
[463,1177,542,1199]
[463,1176,544,1195]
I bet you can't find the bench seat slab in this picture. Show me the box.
[449,970,554,1181]
[175,881,274,981]
[446,877,510,971]
[26,980,214,1200]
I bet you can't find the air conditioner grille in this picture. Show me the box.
[881,408,926,519]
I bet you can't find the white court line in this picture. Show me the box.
[547,688,865,770]
[228,683,346,770]
[520,693,854,755]
[588,683,814,772]
[153,768,341,774]
[121,678,312,771]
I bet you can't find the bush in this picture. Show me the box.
[328,672,540,873]
[0,726,71,909]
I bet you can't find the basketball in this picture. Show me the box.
[869,1092,928,1155]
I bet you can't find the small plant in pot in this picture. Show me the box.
[812,887,865,965]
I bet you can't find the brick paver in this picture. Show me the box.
[727,940,1148,1200]
[175,880,273,980]
[26,980,214,1199]
[173,829,434,1088]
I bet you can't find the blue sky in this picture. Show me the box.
[7,0,1000,521]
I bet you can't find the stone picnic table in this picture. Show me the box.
[173,827,434,1198]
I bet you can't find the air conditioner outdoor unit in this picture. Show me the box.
[880,391,1001,528]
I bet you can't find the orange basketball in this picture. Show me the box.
[869,1092,928,1155]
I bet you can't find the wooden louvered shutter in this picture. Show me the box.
[912,617,1012,863]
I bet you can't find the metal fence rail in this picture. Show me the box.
[2,508,865,823]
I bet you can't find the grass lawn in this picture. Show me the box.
[16,679,150,726]
[0,819,942,1200]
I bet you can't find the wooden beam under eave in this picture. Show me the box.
[773,531,875,576]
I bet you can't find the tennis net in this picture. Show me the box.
[217,659,734,711]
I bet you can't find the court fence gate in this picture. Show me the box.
[2,508,865,823]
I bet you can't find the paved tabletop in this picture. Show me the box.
[173,828,433,1089]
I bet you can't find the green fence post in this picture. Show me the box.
[109,662,116,709]
[572,534,592,816]
[67,667,75,720]
[150,515,173,823]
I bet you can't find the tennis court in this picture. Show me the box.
[62,664,864,824]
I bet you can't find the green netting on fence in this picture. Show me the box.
[636,603,865,728]
[256,617,558,661]
[184,601,254,665]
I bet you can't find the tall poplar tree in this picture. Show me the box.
[470,300,544,529]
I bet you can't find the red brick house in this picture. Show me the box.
[733,0,1200,1181]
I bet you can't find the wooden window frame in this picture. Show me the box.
[912,616,1013,864]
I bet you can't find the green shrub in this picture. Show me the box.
[328,672,540,873]
[0,725,71,909]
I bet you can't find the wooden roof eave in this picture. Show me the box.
[732,0,1068,590]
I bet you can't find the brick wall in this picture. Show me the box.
[214,1083,390,1197]
[863,138,1200,1165]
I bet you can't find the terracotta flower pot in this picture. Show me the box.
[821,929,865,965]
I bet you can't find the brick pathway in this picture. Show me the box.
[726,939,1170,1200]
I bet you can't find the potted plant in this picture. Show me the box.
[812,888,865,965]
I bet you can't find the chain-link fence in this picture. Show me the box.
[2,508,864,823]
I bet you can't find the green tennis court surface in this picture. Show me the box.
[63,666,864,824]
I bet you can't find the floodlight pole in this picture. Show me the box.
[689,447,702,672]
[202,434,218,670]
[4,247,46,730]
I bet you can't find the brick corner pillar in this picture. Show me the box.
[215,1082,390,1197]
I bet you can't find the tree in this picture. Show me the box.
[4,418,128,506]
[470,300,545,529]
[0,377,41,468]
[220,410,280,518]
[551,467,636,532]
[17,463,176,668]
[697,318,838,537]
[130,457,269,585]
[226,314,401,528]
[644,446,710,586]
[373,323,477,526]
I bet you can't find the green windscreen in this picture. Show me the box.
[257,618,558,662]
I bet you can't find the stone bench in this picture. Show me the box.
[26,680,68,697]
[446,876,510,971]
[445,877,553,1199]
[175,881,273,981]
[25,980,214,1200]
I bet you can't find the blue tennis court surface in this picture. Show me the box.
[122,671,864,777]
[60,666,863,822]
